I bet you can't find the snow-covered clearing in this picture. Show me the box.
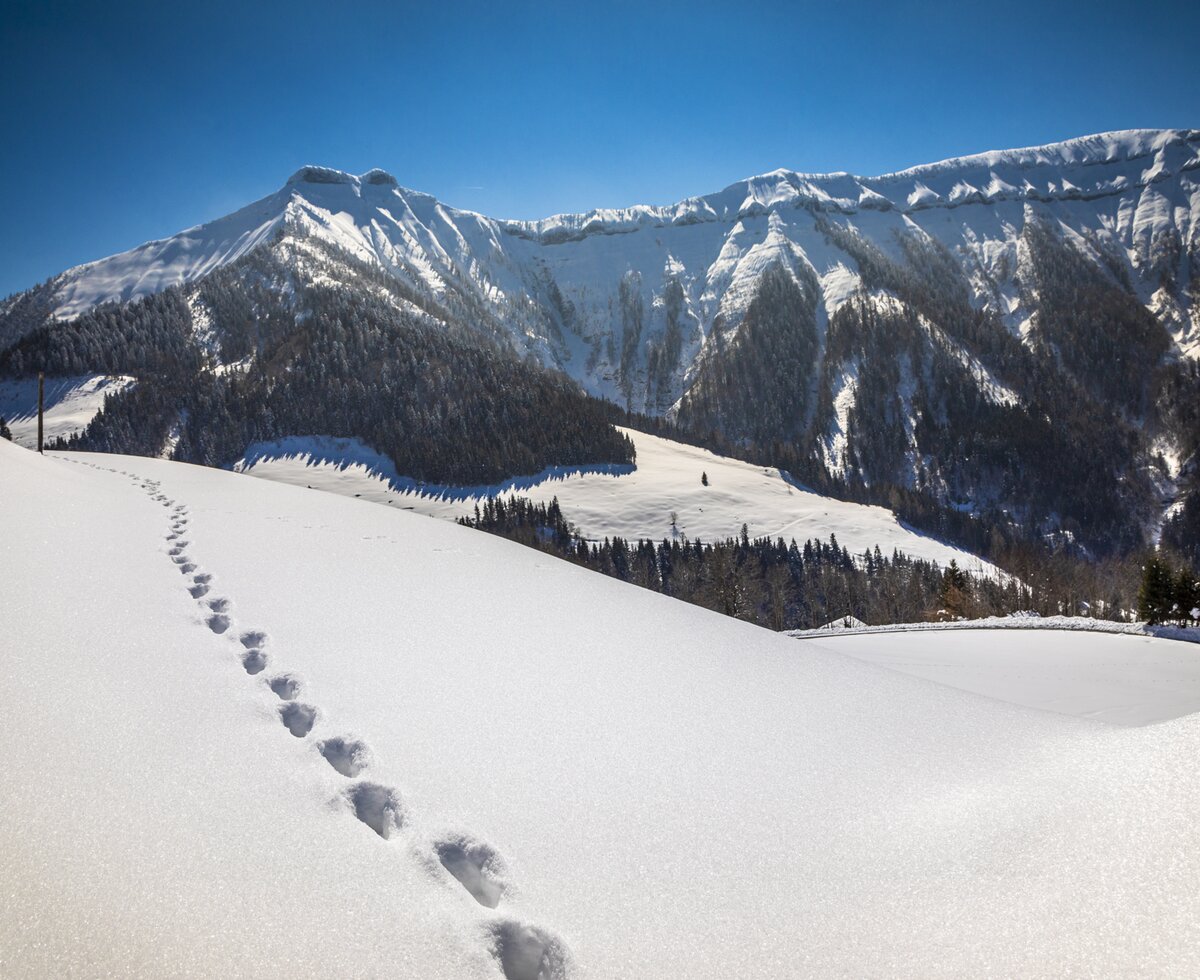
[804,626,1200,726]
[235,427,995,573]
[0,373,134,448]
[3,440,1200,976]
[789,613,1200,642]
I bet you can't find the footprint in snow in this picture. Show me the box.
[136,500,543,934]
[346,782,405,839]
[239,630,268,673]
[268,674,301,701]
[280,702,317,737]
[318,736,371,777]
[435,835,508,908]
[242,648,268,674]
[486,920,572,980]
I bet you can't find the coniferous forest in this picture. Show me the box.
[458,495,1199,631]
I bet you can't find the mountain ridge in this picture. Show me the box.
[4,127,1199,558]
[23,128,1200,323]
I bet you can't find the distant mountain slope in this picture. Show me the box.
[232,426,997,573]
[0,374,135,448]
[20,131,1199,365]
[0,240,636,485]
[3,129,1199,555]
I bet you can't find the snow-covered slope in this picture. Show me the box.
[233,427,996,571]
[4,438,1200,976]
[28,129,1200,409]
[0,373,135,448]
[807,627,1200,726]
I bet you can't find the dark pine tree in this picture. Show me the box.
[1137,557,1174,625]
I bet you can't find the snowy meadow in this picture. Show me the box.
[3,439,1200,977]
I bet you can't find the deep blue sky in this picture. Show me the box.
[1,0,1196,297]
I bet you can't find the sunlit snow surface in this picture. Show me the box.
[3,440,1200,977]
[807,628,1200,726]
[234,427,996,573]
[0,374,134,448]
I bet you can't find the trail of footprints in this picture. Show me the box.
[121,471,571,980]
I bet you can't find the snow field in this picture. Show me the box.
[132,464,575,978]
[236,427,997,573]
[0,445,569,980]
[805,628,1200,726]
[4,441,1200,977]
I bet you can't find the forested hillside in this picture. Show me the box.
[2,240,634,483]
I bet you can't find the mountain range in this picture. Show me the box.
[3,128,1198,560]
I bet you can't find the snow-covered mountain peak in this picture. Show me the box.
[35,128,1200,317]
[481,130,1199,245]
[879,128,1200,180]
[8,130,1200,559]
[361,168,400,188]
[287,165,359,187]
[284,165,410,197]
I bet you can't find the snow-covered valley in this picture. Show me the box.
[3,438,1200,977]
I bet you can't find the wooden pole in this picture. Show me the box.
[37,371,44,454]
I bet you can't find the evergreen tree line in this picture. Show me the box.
[0,289,201,378]
[1137,555,1200,626]
[459,495,1054,629]
[463,495,1200,629]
